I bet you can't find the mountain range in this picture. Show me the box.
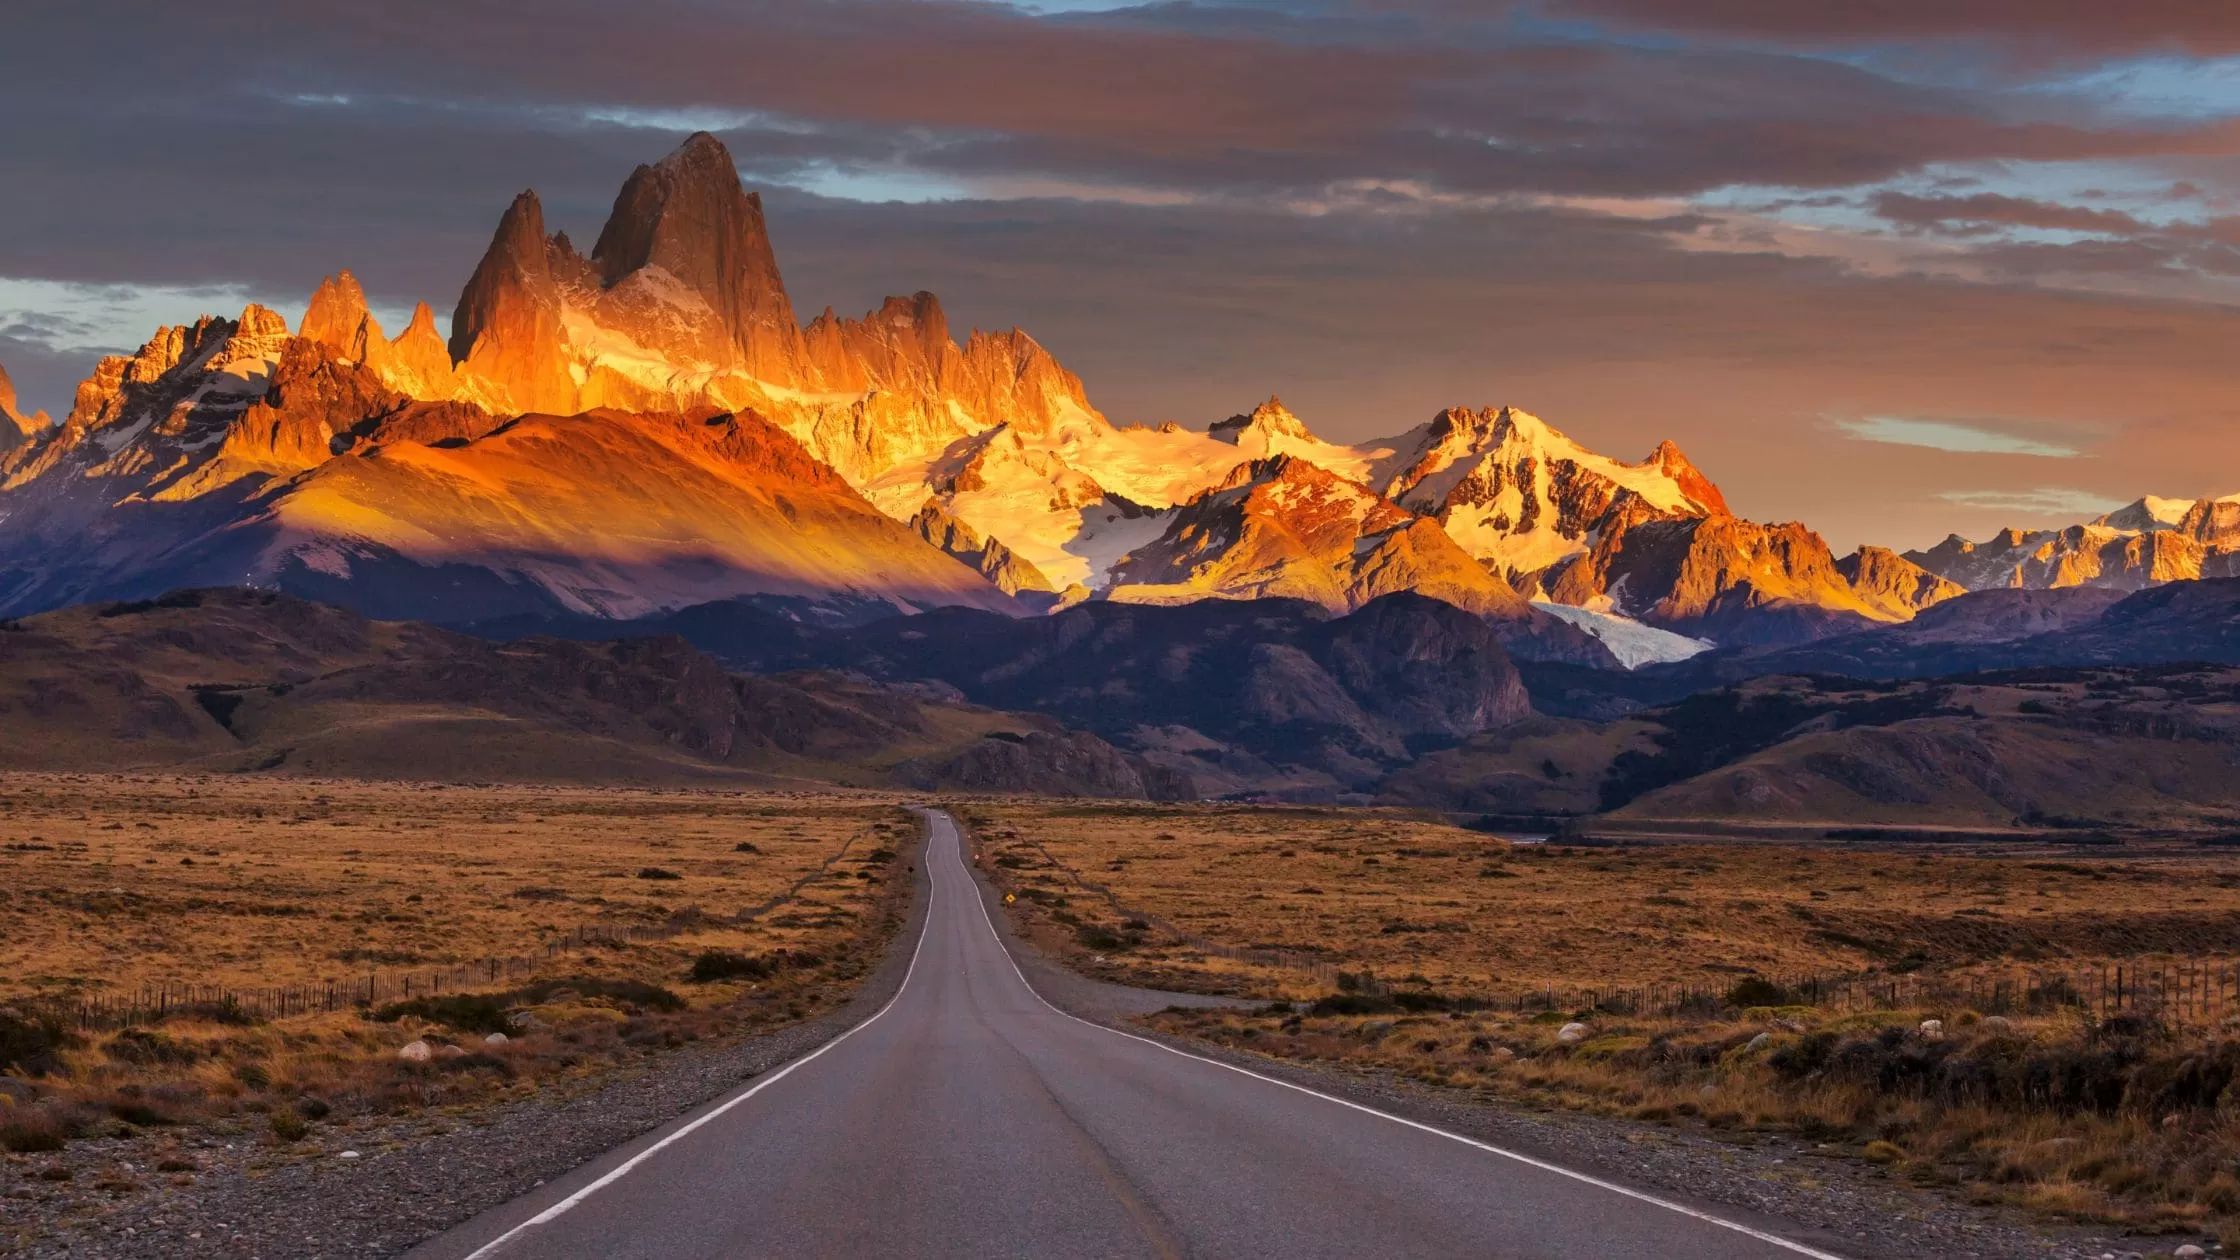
[2,131,2233,665]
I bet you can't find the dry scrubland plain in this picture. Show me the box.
[975,800,2240,1247]
[0,774,914,1239]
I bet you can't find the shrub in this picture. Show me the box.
[637,867,683,881]
[1726,976,1793,1009]
[373,993,515,1036]
[103,1091,179,1126]
[1310,993,1397,1016]
[268,1107,309,1142]
[105,1028,200,1066]
[1075,926,1126,952]
[0,1007,67,1077]
[160,998,258,1027]
[0,1104,66,1153]
[688,950,773,983]
[513,977,685,1014]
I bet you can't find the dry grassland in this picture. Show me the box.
[0,774,899,997]
[974,800,2240,1245]
[970,801,2240,998]
[0,774,915,1171]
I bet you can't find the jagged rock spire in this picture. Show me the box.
[449,190,576,415]
[590,131,803,379]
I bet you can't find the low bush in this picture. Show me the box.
[0,1007,68,1076]
[513,977,685,1014]
[373,993,516,1036]
[688,950,773,982]
[268,1107,309,1142]
[0,1103,66,1152]
[105,1028,201,1066]
[1725,977,1792,1008]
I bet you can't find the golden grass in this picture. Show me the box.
[968,800,2240,999]
[0,773,918,1159]
[0,773,903,997]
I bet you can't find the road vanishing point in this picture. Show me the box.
[411,809,1849,1260]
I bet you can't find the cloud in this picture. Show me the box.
[1935,487,2131,516]
[1872,191,2153,235]
[1833,415,2084,456]
[1551,0,2240,59]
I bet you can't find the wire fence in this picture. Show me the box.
[1530,962,2240,1026]
[33,823,886,1032]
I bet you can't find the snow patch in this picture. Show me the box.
[1531,600,1712,669]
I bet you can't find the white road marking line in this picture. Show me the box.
[951,811,1854,1260]
[457,817,942,1260]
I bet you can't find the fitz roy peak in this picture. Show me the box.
[0,132,1951,655]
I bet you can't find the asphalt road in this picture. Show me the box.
[410,809,1849,1260]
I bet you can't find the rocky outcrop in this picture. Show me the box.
[1907,494,2240,594]
[1373,406,1725,588]
[1839,546,1966,619]
[588,131,804,380]
[450,192,578,416]
[301,272,461,402]
[909,500,1055,596]
[1548,509,1889,646]
[1107,455,1531,617]
[0,360,46,451]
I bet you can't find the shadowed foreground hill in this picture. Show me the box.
[1382,664,2240,834]
[0,589,1184,796]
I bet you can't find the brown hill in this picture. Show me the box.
[1381,664,2240,833]
[0,589,1179,796]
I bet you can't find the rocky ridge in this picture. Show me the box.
[0,360,51,450]
[1908,494,2240,593]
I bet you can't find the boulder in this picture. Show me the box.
[484,1032,510,1047]
[1917,1018,1944,1042]
[1556,1021,1589,1045]
[1745,1032,1772,1052]
[397,1040,433,1063]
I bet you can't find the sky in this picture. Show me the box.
[6,0,2240,551]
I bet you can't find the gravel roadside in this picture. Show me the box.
[959,826,2186,1260]
[0,820,936,1260]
